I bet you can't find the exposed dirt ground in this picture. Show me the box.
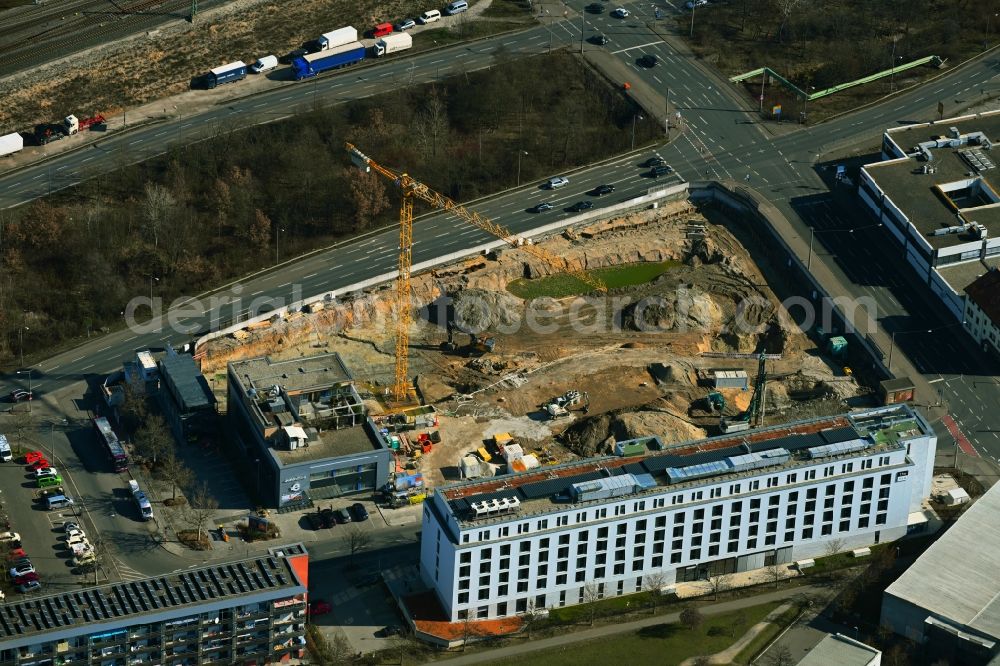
[200,201,865,491]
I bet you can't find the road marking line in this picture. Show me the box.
[280,95,294,101]
[251,290,263,296]
[612,40,663,54]
[430,59,445,64]
[98,346,111,352]
[304,272,318,278]
[71,356,84,362]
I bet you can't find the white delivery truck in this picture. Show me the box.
[251,55,279,73]
[0,132,23,158]
[374,32,412,57]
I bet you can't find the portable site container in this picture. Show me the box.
[206,61,247,89]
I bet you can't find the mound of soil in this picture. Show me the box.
[560,399,707,457]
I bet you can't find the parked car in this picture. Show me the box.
[648,165,674,178]
[305,511,324,531]
[545,176,569,189]
[335,508,352,524]
[10,562,35,578]
[310,599,332,616]
[13,573,39,585]
[589,33,610,45]
[639,53,659,68]
[34,467,57,478]
[8,389,33,403]
[23,451,45,465]
[585,2,605,12]
[642,156,666,168]
[350,503,369,522]
[569,201,594,212]
[28,459,50,472]
[590,184,615,196]
[65,528,86,541]
[0,532,20,543]
[63,522,80,534]
[395,18,416,31]
[531,202,554,213]
[611,7,630,17]
[17,580,41,594]
[9,558,31,570]
[317,509,335,529]
[6,548,26,561]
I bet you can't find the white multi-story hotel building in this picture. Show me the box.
[420,405,935,621]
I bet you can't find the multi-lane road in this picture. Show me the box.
[2,0,1000,577]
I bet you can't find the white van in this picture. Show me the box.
[250,55,279,73]
[0,435,10,462]
[419,9,442,23]
[445,0,469,14]
[46,495,75,511]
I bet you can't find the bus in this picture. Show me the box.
[93,416,129,472]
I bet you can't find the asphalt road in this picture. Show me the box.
[2,0,1000,576]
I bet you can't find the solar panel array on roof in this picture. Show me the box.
[0,554,302,642]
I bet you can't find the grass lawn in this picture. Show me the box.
[507,261,682,299]
[731,604,800,664]
[484,601,783,666]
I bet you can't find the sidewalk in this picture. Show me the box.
[434,585,822,665]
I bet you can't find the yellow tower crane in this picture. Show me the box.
[346,143,607,404]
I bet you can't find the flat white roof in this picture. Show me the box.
[885,482,1000,640]
[798,634,880,666]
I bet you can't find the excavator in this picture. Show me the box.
[719,352,767,434]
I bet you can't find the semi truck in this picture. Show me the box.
[374,32,412,57]
[318,26,357,50]
[206,61,247,89]
[292,42,365,80]
[0,132,23,157]
[129,479,154,521]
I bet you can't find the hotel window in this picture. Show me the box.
[839,520,851,532]
[689,549,701,560]
[634,501,646,511]
[557,515,569,527]
[672,495,683,505]
[615,504,626,516]
[538,520,549,530]
[458,592,469,603]
[805,469,816,480]
[750,480,760,490]
[784,530,794,542]
[787,473,797,484]
[802,528,813,539]
[671,552,682,564]
[674,512,686,524]
[728,540,739,553]
[746,539,757,549]
[729,483,741,494]
[693,490,704,500]
[710,487,722,498]
[655,516,666,528]
[858,517,869,529]
[766,476,779,488]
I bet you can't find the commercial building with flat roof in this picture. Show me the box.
[963,268,1000,358]
[882,481,1000,664]
[0,544,308,666]
[227,353,394,508]
[858,111,1000,321]
[420,405,935,622]
[158,350,216,444]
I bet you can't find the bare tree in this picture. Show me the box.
[184,482,219,545]
[460,613,482,652]
[10,409,34,442]
[708,572,732,600]
[157,452,193,502]
[341,525,372,564]
[644,571,669,613]
[346,169,390,231]
[764,563,784,589]
[582,582,602,626]
[764,644,795,666]
[119,381,150,435]
[134,414,172,466]
[521,599,544,638]
[142,183,176,250]
[823,538,846,557]
[680,606,704,631]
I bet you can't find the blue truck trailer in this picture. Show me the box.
[206,60,247,88]
[291,42,365,80]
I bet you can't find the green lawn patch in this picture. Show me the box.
[731,604,800,665]
[486,601,783,666]
[507,261,682,299]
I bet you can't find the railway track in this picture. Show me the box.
[0,0,215,78]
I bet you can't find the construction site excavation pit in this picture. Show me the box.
[199,200,869,495]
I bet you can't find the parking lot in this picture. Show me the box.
[0,444,98,597]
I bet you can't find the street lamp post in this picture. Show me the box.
[689,1,696,37]
[275,227,286,265]
[516,150,528,187]
[17,369,32,414]
[18,326,28,368]
[889,38,902,93]
[631,114,643,150]
[806,223,883,272]
[147,275,159,303]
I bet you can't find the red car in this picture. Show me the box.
[309,600,332,616]
[7,548,26,561]
[24,451,45,465]
[13,572,39,585]
[28,459,51,472]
